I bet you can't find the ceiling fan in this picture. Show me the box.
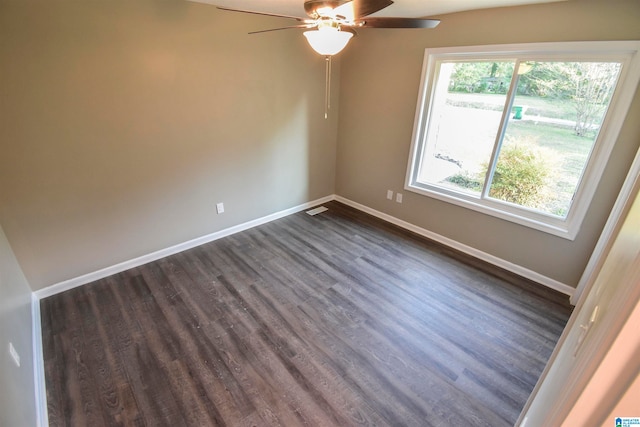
[218,0,440,118]
[218,0,440,56]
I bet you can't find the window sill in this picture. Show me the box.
[405,183,578,240]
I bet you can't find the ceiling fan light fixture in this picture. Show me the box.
[303,27,353,56]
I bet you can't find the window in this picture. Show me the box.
[406,42,640,240]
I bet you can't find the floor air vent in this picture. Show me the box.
[306,206,328,216]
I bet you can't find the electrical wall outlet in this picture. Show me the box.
[9,342,20,367]
[386,190,394,200]
[396,193,403,203]
[216,202,224,214]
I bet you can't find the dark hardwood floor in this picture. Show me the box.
[41,201,572,426]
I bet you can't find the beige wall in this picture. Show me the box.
[0,225,37,427]
[0,1,339,290]
[1,0,639,291]
[335,0,640,286]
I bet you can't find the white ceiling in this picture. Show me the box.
[190,0,567,18]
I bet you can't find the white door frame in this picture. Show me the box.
[517,144,640,426]
[572,147,640,305]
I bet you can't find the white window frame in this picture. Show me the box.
[405,41,640,240]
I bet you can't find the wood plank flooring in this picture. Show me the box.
[41,201,573,426]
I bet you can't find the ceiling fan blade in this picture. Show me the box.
[217,7,309,23]
[352,0,394,18]
[355,17,440,28]
[333,1,355,21]
[341,26,358,36]
[248,24,317,34]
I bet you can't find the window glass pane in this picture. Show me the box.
[489,61,622,217]
[417,61,515,196]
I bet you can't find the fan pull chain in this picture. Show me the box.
[325,55,332,119]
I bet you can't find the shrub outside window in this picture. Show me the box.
[406,42,640,240]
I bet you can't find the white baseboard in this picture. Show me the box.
[31,293,48,427]
[34,195,335,300]
[335,195,575,298]
[34,193,574,301]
